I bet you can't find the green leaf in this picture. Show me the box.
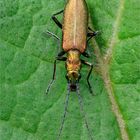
[0,0,139,140]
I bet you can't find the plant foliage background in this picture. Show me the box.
[0,0,140,140]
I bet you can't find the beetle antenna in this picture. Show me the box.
[57,83,71,140]
[76,83,93,140]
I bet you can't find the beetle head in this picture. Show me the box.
[66,71,81,91]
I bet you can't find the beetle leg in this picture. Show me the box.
[46,52,66,95]
[42,30,62,52]
[81,60,94,95]
[88,27,99,34]
[52,10,63,29]
[82,51,90,58]
[87,31,99,42]
[57,50,65,57]
[87,27,100,42]
[88,27,95,32]
[43,30,60,41]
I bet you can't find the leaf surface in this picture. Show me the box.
[0,0,139,140]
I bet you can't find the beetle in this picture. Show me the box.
[45,0,99,139]
[46,0,99,94]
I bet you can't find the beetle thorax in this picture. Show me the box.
[66,50,81,81]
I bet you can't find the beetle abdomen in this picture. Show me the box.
[62,0,88,53]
